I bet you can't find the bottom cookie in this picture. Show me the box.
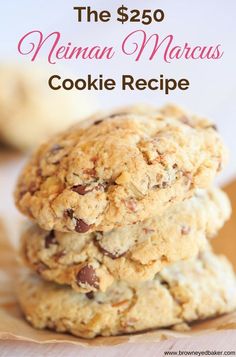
[17,251,236,339]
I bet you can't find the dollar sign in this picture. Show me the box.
[117,5,129,24]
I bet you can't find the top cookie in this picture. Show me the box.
[15,105,227,233]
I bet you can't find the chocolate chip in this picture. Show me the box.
[64,210,91,232]
[160,280,170,289]
[99,247,124,259]
[50,144,63,154]
[94,237,126,259]
[162,181,168,188]
[76,265,99,288]
[65,209,74,219]
[72,184,91,195]
[45,230,57,248]
[72,183,106,195]
[94,119,103,125]
[75,218,91,233]
[109,112,128,119]
[172,163,178,169]
[86,291,95,299]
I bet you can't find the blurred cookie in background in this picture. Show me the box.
[0,64,97,151]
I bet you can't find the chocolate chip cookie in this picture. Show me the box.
[0,64,96,150]
[15,105,227,233]
[17,250,236,338]
[20,188,231,293]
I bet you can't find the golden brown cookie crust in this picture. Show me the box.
[15,105,227,233]
[17,251,236,338]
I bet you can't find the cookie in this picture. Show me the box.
[15,105,227,233]
[0,64,96,150]
[17,250,236,338]
[20,188,231,293]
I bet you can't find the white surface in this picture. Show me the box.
[0,331,236,357]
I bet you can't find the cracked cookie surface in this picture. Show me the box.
[15,105,227,233]
[17,250,236,338]
[20,188,231,293]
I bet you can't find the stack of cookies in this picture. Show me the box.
[15,105,236,338]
